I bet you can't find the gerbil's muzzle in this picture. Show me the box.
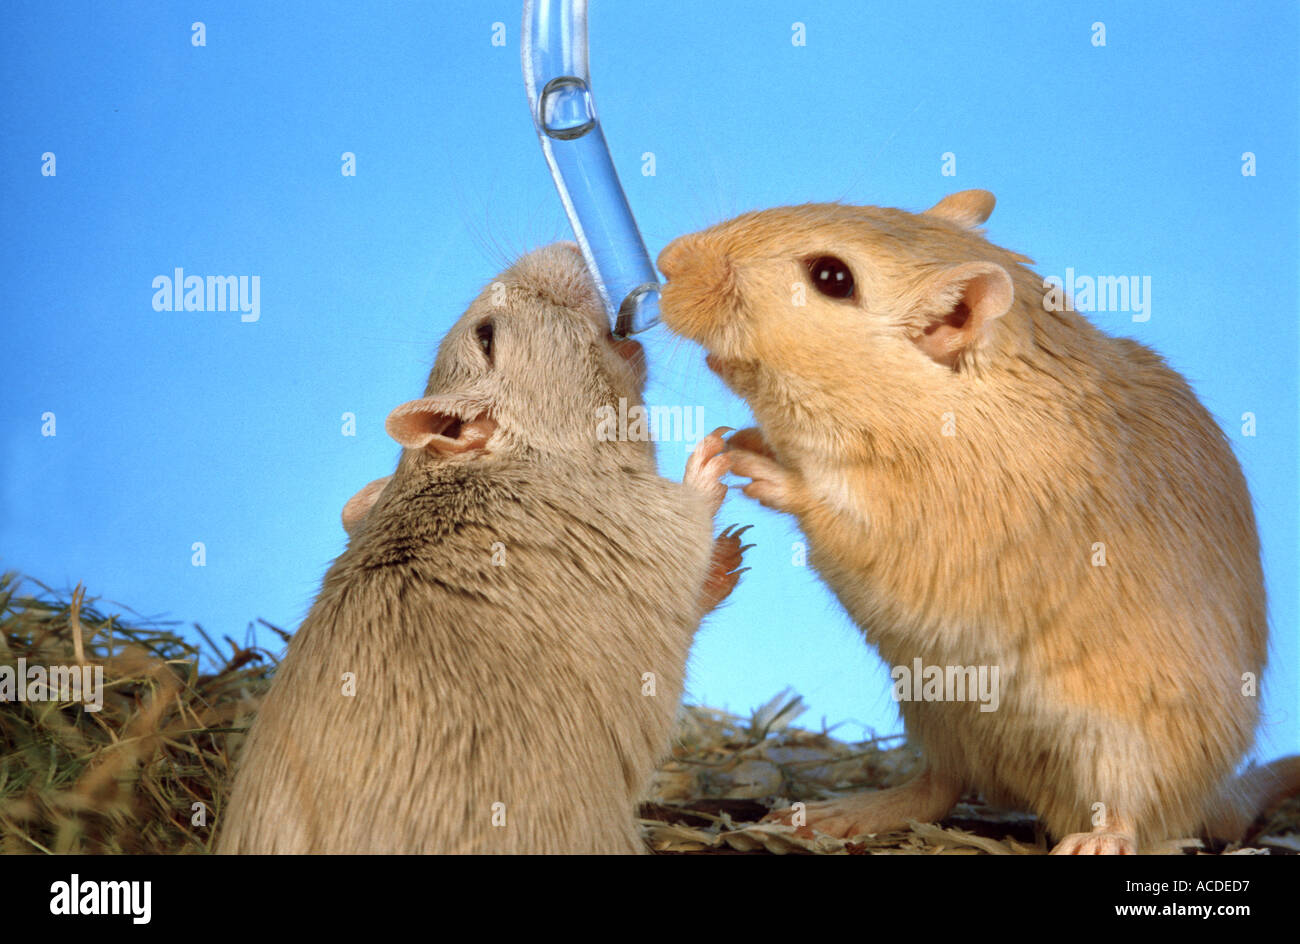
[656,236,697,281]
[656,236,737,345]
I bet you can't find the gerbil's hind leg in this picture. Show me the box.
[765,766,962,838]
[1049,817,1137,855]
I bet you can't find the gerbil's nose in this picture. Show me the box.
[657,237,695,280]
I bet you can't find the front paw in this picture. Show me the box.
[684,425,734,517]
[727,426,774,458]
[726,443,803,514]
[698,524,753,613]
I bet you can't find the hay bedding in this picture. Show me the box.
[641,695,1300,855]
[1,574,1295,855]
[0,574,273,854]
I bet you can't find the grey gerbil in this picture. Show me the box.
[218,243,743,854]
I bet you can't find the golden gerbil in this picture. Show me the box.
[657,190,1299,854]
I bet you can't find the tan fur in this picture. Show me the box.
[218,244,738,854]
[658,192,1296,852]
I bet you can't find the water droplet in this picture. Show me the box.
[615,283,661,337]
[539,76,596,141]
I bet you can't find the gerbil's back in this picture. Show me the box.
[975,281,1267,661]
[1100,332,1264,653]
[219,458,712,854]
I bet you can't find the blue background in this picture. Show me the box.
[2,1,1296,761]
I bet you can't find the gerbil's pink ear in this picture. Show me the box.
[925,190,996,228]
[341,475,391,535]
[385,398,498,456]
[914,262,1014,369]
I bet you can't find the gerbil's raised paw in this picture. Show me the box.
[727,448,801,514]
[684,426,735,516]
[726,427,774,459]
[1049,831,1137,855]
[698,524,752,614]
[713,523,752,574]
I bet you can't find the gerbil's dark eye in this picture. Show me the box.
[806,255,855,300]
[475,321,494,363]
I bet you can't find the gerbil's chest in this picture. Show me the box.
[800,456,873,527]
[791,458,1026,662]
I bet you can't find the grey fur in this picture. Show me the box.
[218,244,719,853]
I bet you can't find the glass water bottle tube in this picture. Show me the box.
[522,0,661,337]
